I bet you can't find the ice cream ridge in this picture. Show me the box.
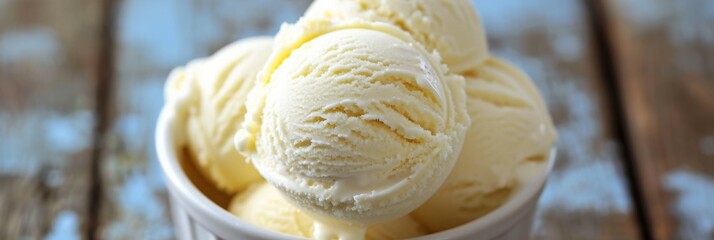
[165,37,271,193]
[234,17,471,239]
[165,0,557,239]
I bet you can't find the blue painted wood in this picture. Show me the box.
[0,0,103,239]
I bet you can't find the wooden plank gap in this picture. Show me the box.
[583,0,653,239]
[87,0,118,239]
[598,0,714,238]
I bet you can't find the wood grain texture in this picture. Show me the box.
[601,0,714,239]
[0,0,103,239]
[472,0,641,239]
[97,0,312,239]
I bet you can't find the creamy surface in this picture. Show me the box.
[235,19,469,239]
[413,58,557,231]
[165,37,272,193]
[229,182,430,240]
[162,2,558,239]
[305,0,489,73]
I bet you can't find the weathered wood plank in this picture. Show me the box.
[0,0,103,239]
[600,0,714,239]
[472,0,642,239]
[97,0,312,239]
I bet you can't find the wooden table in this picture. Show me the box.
[1,0,713,239]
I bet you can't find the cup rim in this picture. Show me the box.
[410,149,555,239]
[156,106,556,239]
[156,106,299,239]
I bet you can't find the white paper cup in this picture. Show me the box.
[156,107,556,240]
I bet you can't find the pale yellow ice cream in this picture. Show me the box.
[229,182,429,240]
[413,58,557,231]
[305,0,489,73]
[163,1,558,238]
[235,19,469,237]
[229,182,313,237]
[165,37,272,193]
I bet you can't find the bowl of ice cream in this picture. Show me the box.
[156,104,554,240]
[156,1,557,239]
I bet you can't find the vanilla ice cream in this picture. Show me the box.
[305,0,489,73]
[165,37,272,193]
[229,182,429,240]
[235,19,469,238]
[161,1,559,239]
[413,58,557,231]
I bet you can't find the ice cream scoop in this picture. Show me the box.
[235,19,470,238]
[305,0,489,73]
[413,58,557,231]
[229,182,429,240]
[165,37,272,193]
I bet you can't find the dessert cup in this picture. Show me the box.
[156,107,556,240]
